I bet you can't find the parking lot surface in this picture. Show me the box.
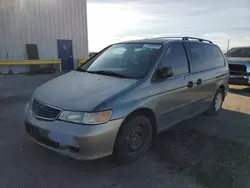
[1,74,250,188]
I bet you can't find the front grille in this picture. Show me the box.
[229,64,247,74]
[32,99,62,120]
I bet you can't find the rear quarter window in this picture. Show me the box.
[186,43,225,72]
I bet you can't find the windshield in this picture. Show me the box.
[77,43,162,79]
[226,47,250,58]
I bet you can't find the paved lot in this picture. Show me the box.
[1,74,250,188]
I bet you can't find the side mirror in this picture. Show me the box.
[156,67,174,79]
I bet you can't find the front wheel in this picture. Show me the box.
[114,115,152,164]
[205,88,224,116]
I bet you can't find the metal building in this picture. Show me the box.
[0,0,88,73]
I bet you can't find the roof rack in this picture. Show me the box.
[153,36,213,44]
[182,37,213,43]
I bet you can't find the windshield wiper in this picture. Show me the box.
[86,70,132,78]
[75,68,87,72]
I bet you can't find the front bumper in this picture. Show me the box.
[24,103,124,160]
[229,75,250,86]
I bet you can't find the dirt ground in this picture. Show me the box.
[1,74,250,188]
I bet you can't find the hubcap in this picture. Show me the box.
[215,92,223,112]
[126,125,144,151]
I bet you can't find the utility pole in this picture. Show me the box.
[226,39,230,52]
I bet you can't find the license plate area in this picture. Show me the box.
[25,122,39,137]
[25,122,59,149]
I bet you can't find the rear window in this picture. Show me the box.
[186,43,225,72]
[226,48,250,58]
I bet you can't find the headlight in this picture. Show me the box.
[58,110,112,125]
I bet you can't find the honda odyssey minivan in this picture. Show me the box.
[24,37,229,163]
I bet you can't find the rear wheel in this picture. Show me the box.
[205,88,224,115]
[114,115,152,164]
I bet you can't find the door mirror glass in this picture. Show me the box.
[156,67,174,79]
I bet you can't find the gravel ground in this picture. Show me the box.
[1,74,250,188]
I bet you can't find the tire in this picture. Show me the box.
[205,88,224,116]
[114,115,152,164]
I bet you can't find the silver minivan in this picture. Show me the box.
[24,37,229,163]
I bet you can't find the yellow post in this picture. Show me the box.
[59,63,62,72]
[78,59,88,67]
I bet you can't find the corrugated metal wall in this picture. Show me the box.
[0,0,88,72]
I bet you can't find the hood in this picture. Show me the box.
[33,71,137,111]
[227,57,250,64]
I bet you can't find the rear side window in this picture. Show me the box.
[186,43,225,72]
[161,44,189,76]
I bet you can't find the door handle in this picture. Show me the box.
[197,79,202,85]
[187,81,193,88]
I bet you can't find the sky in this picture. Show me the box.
[87,0,250,52]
